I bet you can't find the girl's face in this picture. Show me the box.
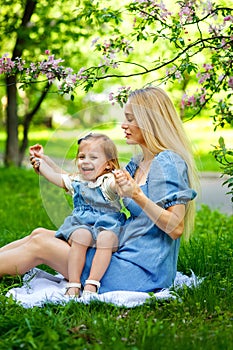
[77,140,109,181]
[121,102,145,146]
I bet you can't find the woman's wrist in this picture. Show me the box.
[132,186,146,204]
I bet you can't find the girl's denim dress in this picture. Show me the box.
[55,173,125,242]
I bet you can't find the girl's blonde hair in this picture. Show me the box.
[77,133,120,173]
[129,86,199,239]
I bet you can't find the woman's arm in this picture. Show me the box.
[114,170,185,240]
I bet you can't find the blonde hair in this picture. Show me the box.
[129,87,199,239]
[77,133,120,173]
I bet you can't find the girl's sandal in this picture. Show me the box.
[82,279,101,297]
[65,282,82,298]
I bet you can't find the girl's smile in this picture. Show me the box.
[77,140,109,181]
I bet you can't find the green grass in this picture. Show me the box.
[0,117,232,171]
[0,167,233,349]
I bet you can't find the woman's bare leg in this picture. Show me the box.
[0,228,70,278]
[84,231,118,293]
[0,228,42,252]
[66,228,93,296]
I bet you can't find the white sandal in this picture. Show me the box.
[65,282,82,298]
[82,279,101,297]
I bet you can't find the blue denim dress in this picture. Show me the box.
[55,174,125,242]
[81,150,197,293]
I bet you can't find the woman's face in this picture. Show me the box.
[121,102,145,146]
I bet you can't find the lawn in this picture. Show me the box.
[0,167,233,349]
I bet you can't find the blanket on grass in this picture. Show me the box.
[6,268,202,308]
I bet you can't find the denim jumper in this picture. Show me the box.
[55,173,125,243]
[80,150,197,293]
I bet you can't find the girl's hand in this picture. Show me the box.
[29,144,44,174]
[30,156,41,174]
[114,169,141,198]
[29,144,44,157]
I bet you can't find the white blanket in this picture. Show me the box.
[6,268,202,308]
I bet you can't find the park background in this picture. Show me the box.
[0,0,232,349]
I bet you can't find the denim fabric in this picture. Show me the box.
[55,180,125,242]
[81,150,197,293]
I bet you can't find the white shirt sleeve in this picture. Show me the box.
[61,174,74,196]
[101,174,120,203]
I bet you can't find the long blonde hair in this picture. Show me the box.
[129,87,199,239]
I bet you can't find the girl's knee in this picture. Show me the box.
[97,231,118,249]
[70,229,92,246]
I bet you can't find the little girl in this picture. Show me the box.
[30,133,126,297]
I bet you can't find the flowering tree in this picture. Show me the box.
[0,0,122,165]
[0,0,232,199]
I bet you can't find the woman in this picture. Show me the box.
[0,87,198,293]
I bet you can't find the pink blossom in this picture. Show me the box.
[208,24,223,36]
[224,15,233,22]
[179,5,194,23]
[78,67,86,75]
[166,65,176,76]
[199,93,206,105]
[175,71,182,81]
[197,73,210,84]
[203,63,213,71]
[112,62,119,69]
[45,50,50,55]
[228,77,233,89]
[188,95,196,106]
[77,67,88,81]
[198,88,207,105]
[0,55,15,74]
[91,37,100,47]
[218,75,224,82]
[109,92,114,101]
[30,63,37,72]
[181,94,188,109]
[202,0,214,15]
[157,1,172,19]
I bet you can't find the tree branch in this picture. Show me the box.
[93,36,232,81]
[19,82,50,162]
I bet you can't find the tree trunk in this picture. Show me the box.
[4,75,19,166]
[4,0,37,166]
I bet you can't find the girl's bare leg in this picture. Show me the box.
[0,228,70,278]
[84,231,118,293]
[66,228,93,296]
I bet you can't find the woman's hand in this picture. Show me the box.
[114,170,185,240]
[114,169,142,198]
